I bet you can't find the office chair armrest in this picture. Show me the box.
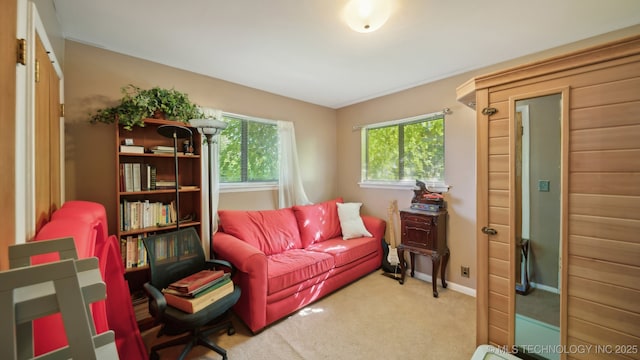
[205,259,237,278]
[143,282,167,319]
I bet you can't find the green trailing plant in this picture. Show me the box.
[90,85,205,130]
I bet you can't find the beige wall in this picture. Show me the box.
[63,41,337,235]
[336,74,479,291]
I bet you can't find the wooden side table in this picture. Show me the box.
[398,208,449,297]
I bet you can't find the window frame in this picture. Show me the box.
[218,112,279,193]
[359,111,446,190]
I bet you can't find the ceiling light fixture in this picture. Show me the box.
[344,0,392,33]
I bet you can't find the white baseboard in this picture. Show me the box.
[412,270,476,297]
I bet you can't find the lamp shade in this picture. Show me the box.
[189,118,228,136]
[344,0,391,33]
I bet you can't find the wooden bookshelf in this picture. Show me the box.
[115,118,203,327]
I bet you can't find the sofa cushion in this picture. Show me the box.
[218,208,302,255]
[306,237,379,267]
[292,197,343,248]
[336,202,373,239]
[267,249,335,295]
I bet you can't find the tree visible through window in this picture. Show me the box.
[219,114,278,183]
[363,113,444,183]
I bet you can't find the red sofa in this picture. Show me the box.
[213,198,386,333]
[32,201,147,359]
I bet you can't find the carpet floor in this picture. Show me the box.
[142,271,476,359]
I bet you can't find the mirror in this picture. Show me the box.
[514,93,562,359]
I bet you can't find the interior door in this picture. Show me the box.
[476,88,514,347]
[34,32,61,232]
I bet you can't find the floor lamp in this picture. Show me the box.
[189,118,228,256]
[157,124,192,229]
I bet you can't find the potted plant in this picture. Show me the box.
[90,85,205,130]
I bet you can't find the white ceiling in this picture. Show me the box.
[53,0,640,109]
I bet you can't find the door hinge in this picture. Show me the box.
[35,59,40,83]
[60,104,65,117]
[17,38,27,65]
[481,107,498,116]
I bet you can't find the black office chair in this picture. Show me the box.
[142,227,241,360]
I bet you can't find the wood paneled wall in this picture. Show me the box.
[565,59,640,360]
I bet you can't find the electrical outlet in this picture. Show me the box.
[461,266,470,278]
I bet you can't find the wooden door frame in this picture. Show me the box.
[507,87,569,353]
[0,0,18,270]
[475,88,490,345]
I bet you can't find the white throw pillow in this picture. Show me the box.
[336,202,373,240]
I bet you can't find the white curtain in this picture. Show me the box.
[198,108,223,258]
[278,120,311,208]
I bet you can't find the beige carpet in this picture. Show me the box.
[142,271,476,359]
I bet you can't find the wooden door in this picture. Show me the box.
[0,0,17,270]
[476,87,514,347]
[34,32,61,232]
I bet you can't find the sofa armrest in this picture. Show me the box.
[213,232,267,275]
[362,215,386,242]
[213,231,268,332]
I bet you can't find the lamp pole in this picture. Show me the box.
[189,118,227,257]
[157,124,192,230]
[205,133,214,246]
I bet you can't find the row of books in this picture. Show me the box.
[163,270,234,313]
[120,200,177,231]
[120,234,148,269]
[144,233,201,263]
[119,162,157,192]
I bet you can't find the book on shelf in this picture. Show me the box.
[121,234,148,269]
[120,144,145,154]
[132,163,141,192]
[167,269,225,293]
[163,278,234,314]
[150,166,157,190]
[124,163,134,192]
[150,145,175,154]
[155,180,176,189]
[163,273,231,298]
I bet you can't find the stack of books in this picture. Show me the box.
[120,144,145,154]
[150,145,175,154]
[163,269,234,313]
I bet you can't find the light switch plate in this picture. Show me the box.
[538,180,550,192]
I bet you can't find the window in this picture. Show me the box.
[361,112,444,186]
[219,113,278,185]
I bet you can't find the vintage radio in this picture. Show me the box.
[410,180,447,211]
